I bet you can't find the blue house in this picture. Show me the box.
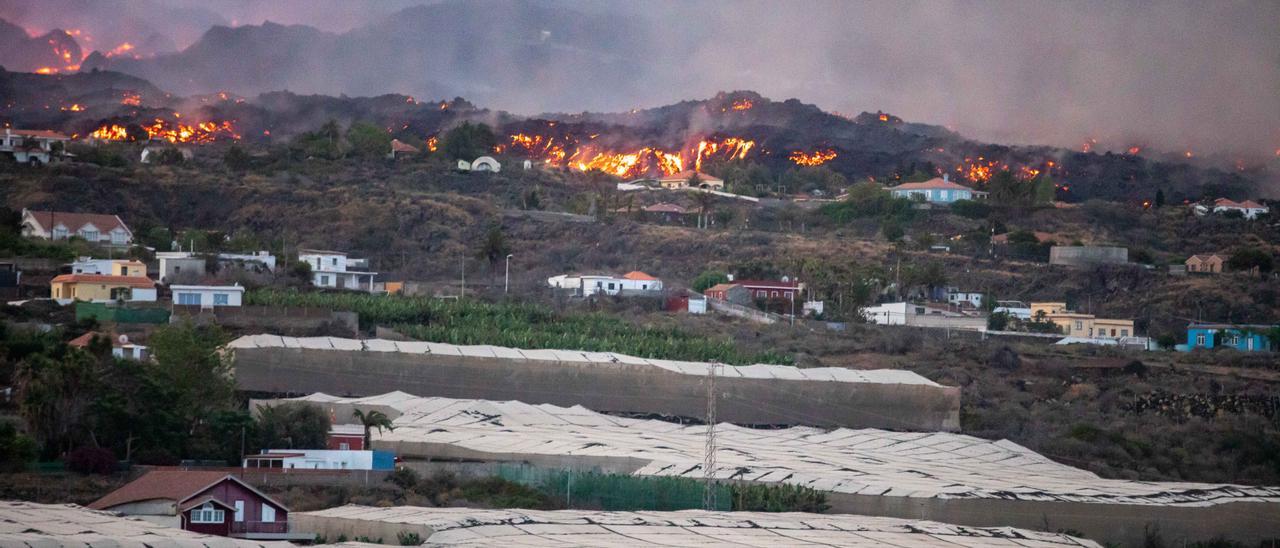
[889,175,988,204]
[1182,323,1276,352]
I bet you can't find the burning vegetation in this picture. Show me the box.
[502,130,757,178]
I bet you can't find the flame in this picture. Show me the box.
[1081,138,1097,153]
[879,114,889,122]
[60,103,84,112]
[426,136,439,152]
[693,137,754,171]
[105,42,134,57]
[121,93,141,106]
[90,118,240,143]
[503,132,752,177]
[1127,146,1141,155]
[90,124,129,140]
[35,67,56,74]
[1184,150,1193,158]
[790,149,837,166]
[727,99,753,111]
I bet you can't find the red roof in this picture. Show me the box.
[24,210,130,236]
[390,139,420,154]
[890,178,980,192]
[89,470,232,510]
[704,283,739,293]
[734,279,799,289]
[51,274,154,287]
[622,271,657,281]
[1213,198,1266,209]
[657,170,723,183]
[5,129,70,140]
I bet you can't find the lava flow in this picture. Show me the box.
[790,149,837,166]
[90,118,240,143]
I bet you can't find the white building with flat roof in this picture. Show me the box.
[299,250,376,292]
[170,284,244,307]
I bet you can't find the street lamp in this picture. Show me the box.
[504,254,514,295]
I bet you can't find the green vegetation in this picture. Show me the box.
[353,409,395,448]
[819,181,915,225]
[691,270,729,292]
[245,289,791,364]
[5,322,253,465]
[440,122,497,160]
[255,402,330,450]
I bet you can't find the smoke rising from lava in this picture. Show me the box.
[2,0,1277,162]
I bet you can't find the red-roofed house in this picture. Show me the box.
[50,274,156,302]
[21,209,133,245]
[0,128,70,164]
[888,175,987,203]
[1194,198,1270,220]
[387,139,420,160]
[68,331,149,360]
[89,470,310,540]
[733,278,802,300]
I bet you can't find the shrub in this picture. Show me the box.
[988,346,1021,370]
[397,531,423,545]
[386,467,421,490]
[0,423,37,473]
[67,446,117,475]
[949,199,991,219]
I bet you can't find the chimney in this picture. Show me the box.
[943,173,950,183]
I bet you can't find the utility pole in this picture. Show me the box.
[505,254,513,295]
[703,361,718,510]
[460,258,466,298]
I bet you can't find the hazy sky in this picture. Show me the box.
[4,0,1277,159]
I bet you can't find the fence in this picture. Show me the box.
[496,463,731,511]
[75,302,171,324]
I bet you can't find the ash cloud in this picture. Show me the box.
[3,0,1277,161]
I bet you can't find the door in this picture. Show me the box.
[336,275,346,289]
[234,500,245,522]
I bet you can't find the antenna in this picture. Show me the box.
[703,361,718,510]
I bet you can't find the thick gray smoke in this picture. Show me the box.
[2,0,1277,160]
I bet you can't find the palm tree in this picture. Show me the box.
[352,409,395,449]
[692,190,715,229]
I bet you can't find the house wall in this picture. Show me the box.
[172,288,244,307]
[234,346,962,432]
[1049,246,1129,266]
[183,505,231,536]
[328,434,365,450]
[53,282,147,301]
[192,479,286,531]
[110,262,146,277]
[159,257,208,282]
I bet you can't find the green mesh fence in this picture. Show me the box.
[75,302,170,324]
[496,464,731,511]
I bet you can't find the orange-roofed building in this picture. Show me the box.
[387,139,420,160]
[21,209,133,245]
[68,331,149,361]
[889,175,987,203]
[51,273,156,302]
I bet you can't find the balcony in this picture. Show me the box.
[229,521,314,541]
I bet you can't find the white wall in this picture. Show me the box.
[171,286,243,307]
[246,449,376,470]
[302,253,349,273]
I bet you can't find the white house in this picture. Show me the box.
[242,449,393,471]
[299,249,377,292]
[218,251,277,271]
[1194,198,1269,220]
[170,284,245,308]
[547,271,663,297]
[862,302,986,331]
[21,209,133,246]
[0,129,70,164]
[947,290,984,308]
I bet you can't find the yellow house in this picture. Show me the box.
[1030,302,1133,338]
[110,260,147,277]
[51,274,156,301]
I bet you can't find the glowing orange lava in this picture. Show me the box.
[790,149,837,166]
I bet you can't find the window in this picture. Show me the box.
[234,500,245,522]
[191,503,224,524]
[339,442,350,450]
[608,283,615,290]
[332,257,338,266]
[757,290,766,297]
[1196,334,1206,346]
[772,291,779,298]
[52,226,68,239]
[80,229,99,241]
[261,504,276,523]
[213,293,229,305]
[320,275,330,285]
[1074,321,1083,330]
[177,293,200,305]
[1121,329,1129,337]
[111,231,127,244]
